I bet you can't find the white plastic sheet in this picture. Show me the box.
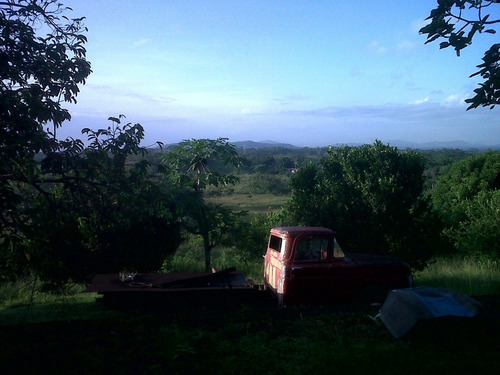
[379,286,480,338]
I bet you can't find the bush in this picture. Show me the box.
[443,191,500,258]
[431,151,500,258]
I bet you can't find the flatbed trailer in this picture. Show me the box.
[87,268,276,312]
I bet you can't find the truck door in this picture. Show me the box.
[288,236,357,304]
[326,239,358,300]
[287,235,332,305]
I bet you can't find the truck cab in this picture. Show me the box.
[263,226,412,306]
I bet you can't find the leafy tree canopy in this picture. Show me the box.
[1,0,91,247]
[161,138,244,272]
[3,116,182,286]
[420,0,500,109]
[163,138,242,192]
[284,141,442,268]
[430,150,500,258]
[443,190,500,258]
[0,2,181,287]
[431,150,500,224]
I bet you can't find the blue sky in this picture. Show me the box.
[60,0,500,147]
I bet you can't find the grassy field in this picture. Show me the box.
[204,172,291,213]
[414,256,500,296]
[206,193,289,213]
[1,256,500,374]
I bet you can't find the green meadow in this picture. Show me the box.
[207,193,288,213]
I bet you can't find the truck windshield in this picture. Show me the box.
[297,237,329,261]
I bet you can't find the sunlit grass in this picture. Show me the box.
[162,243,265,284]
[206,193,289,213]
[414,256,500,296]
[0,279,112,325]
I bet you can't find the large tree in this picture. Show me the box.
[0,2,182,286]
[431,150,500,258]
[161,138,244,272]
[1,0,91,255]
[284,141,442,268]
[25,117,182,286]
[420,0,500,109]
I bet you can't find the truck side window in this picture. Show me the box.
[297,238,329,261]
[333,239,345,258]
[269,235,282,252]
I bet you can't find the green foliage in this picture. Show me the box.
[0,2,181,287]
[2,117,182,286]
[162,138,242,192]
[163,240,265,283]
[162,211,287,283]
[229,213,277,261]
[1,0,93,283]
[431,150,500,223]
[0,0,92,227]
[161,138,244,272]
[421,148,478,193]
[420,0,500,109]
[431,151,500,258]
[252,155,296,174]
[248,173,291,195]
[443,190,500,257]
[284,141,442,268]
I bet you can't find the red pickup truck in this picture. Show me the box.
[264,226,413,306]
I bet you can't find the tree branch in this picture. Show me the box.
[444,9,500,26]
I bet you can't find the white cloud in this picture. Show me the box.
[367,41,386,54]
[133,38,152,48]
[409,97,430,105]
[443,94,468,106]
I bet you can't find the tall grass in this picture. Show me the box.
[415,256,500,296]
[162,241,265,284]
[0,278,94,307]
[0,278,105,325]
[206,193,288,213]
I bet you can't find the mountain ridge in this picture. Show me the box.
[232,140,500,151]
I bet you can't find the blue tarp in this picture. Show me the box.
[379,286,480,338]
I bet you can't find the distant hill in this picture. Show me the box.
[387,140,500,151]
[233,140,299,149]
[154,140,500,151]
[233,140,500,151]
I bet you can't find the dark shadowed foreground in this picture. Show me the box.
[0,294,499,375]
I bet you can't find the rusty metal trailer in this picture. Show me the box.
[87,267,276,311]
